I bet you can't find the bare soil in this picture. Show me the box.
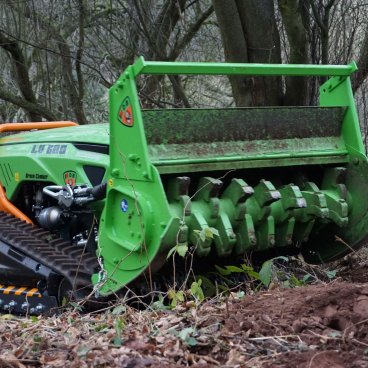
[0,251,368,368]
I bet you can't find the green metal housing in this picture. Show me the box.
[1,58,368,298]
[96,58,368,295]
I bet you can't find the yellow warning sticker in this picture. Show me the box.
[0,285,42,298]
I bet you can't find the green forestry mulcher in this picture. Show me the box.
[0,58,367,314]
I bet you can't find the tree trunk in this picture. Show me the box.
[213,0,283,106]
[237,0,283,106]
[352,28,368,93]
[212,0,252,106]
[278,0,310,105]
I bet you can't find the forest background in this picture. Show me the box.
[1,0,368,143]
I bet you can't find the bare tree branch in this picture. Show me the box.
[308,0,327,33]
[0,31,43,121]
[169,5,214,60]
[0,82,58,121]
[0,27,111,88]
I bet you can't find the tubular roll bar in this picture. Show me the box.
[131,56,357,77]
[0,185,33,224]
[0,121,77,133]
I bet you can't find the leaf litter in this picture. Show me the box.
[0,248,368,367]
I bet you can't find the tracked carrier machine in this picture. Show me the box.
[0,58,367,314]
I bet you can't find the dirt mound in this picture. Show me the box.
[335,247,368,283]
[216,281,368,367]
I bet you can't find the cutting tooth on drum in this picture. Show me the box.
[245,180,281,250]
[272,184,306,247]
[167,176,191,216]
[293,181,329,243]
[189,177,223,256]
[221,178,254,206]
[221,179,255,254]
[321,168,349,227]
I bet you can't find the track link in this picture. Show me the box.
[0,212,99,302]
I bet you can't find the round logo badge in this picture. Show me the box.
[120,199,128,213]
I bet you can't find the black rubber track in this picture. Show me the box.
[0,211,99,298]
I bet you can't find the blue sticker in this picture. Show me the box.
[120,199,129,213]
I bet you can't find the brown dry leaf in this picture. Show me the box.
[155,319,170,329]
[125,338,155,354]
[212,343,221,354]
[0,354,26,368]
[12,349,24,359]
[155,335,167,344]
[64,327,81,342]
[261,314,272,323]
[39,351,69,367]
[163,340,183,358]
[226,349,244,366]
[167,315,184,325]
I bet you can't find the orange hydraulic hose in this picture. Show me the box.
[0,121,77,133]
[0,185,33,224]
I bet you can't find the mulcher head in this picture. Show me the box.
[95,58,368,295]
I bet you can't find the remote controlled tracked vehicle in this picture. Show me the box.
[0,58,367,314]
